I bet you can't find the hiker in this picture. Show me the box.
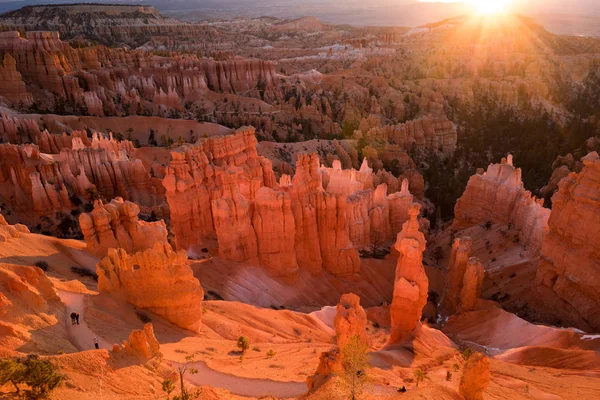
[75,312,80,325]
[94,337,99,349]
[70,312,76,325]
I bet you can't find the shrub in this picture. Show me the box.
[34,261,49,272]
[70,266,98,281]
[266,349,275,358]
[453,363,460,371]
[413,369,426,387]
[237,336,249,353]
[446,370,452,381]
[252,347,261,352]
[461,348,473,361]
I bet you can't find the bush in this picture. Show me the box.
[0,355,63,397]
[266,349,275,358]
[70,266,98,281]
[237,336,249,353]
[34,261,49,272]
[461,348,473,361]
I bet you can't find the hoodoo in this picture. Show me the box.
[389,203,428,344]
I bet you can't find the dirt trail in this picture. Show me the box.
[57,290,112,351]
[182,361,307,398]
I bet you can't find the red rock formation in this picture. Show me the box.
[333,293,368,348]
[115,323,161,361]
[211,170,258,262]
[442,237,472,314]
[0,30,281,113]
[453,155,550,251]
[459,353,490,400]
[79,198,168,258]
[442,237,485,314]
[0,54,32,106]
[536,152,600,331]
[0,143,72,220]
[97,242,204,332]
[0,261,68,354]
[389,203,428,344]
[306,349,341,391]
[0,214,29,242]
[162,126,275,251]
[252,187,298,279]
[459,258,485,312]
[388,179,414,236]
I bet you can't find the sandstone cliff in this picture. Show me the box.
[536,152,600,331]
[453,155,550,252]
[97,242,204,332]
[79,198,168,258]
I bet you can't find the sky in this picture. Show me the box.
[419,0,600,15]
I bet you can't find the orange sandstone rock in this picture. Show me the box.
[389,203,428,344]
[459,352,490,400]
[453,155,550,251]
[536,152,600,331]
[252,187,298,278]
[333,293,368,348]
[120,323,161,361]
[79,198,168,258]
[97,242,204,333]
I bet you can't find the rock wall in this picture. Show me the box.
[97,242,204,332]
[162,126,275,251]
[536,152,600,331]
[389,203,428,344]
[453,155,550,252]
[0,129,166,225]
[0,30,281,114]
[79,198,168,258]
[164,129,421,279]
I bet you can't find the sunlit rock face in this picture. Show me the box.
[97,242,204,333]
[163,128,425,279]
[453,154,550,252]
[389,203,428,344]
[162,126,275,251]
[79,198,168,258]
[536,152,600,331]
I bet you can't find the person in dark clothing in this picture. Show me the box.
[75,313,80,325]
[94,337,99,349]
[70,312,76,325]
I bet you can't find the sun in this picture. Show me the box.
[467,0,510,15]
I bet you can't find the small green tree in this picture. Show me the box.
[237,336,250,353]
[461,348,473,361]
[162,378,175,397]
[336,334,370,400]
[413,369,425,387]
[172,355,198,400]
[0,358,27,393]
[0,355,63,397]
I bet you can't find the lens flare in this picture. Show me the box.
[468,0,510,15]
